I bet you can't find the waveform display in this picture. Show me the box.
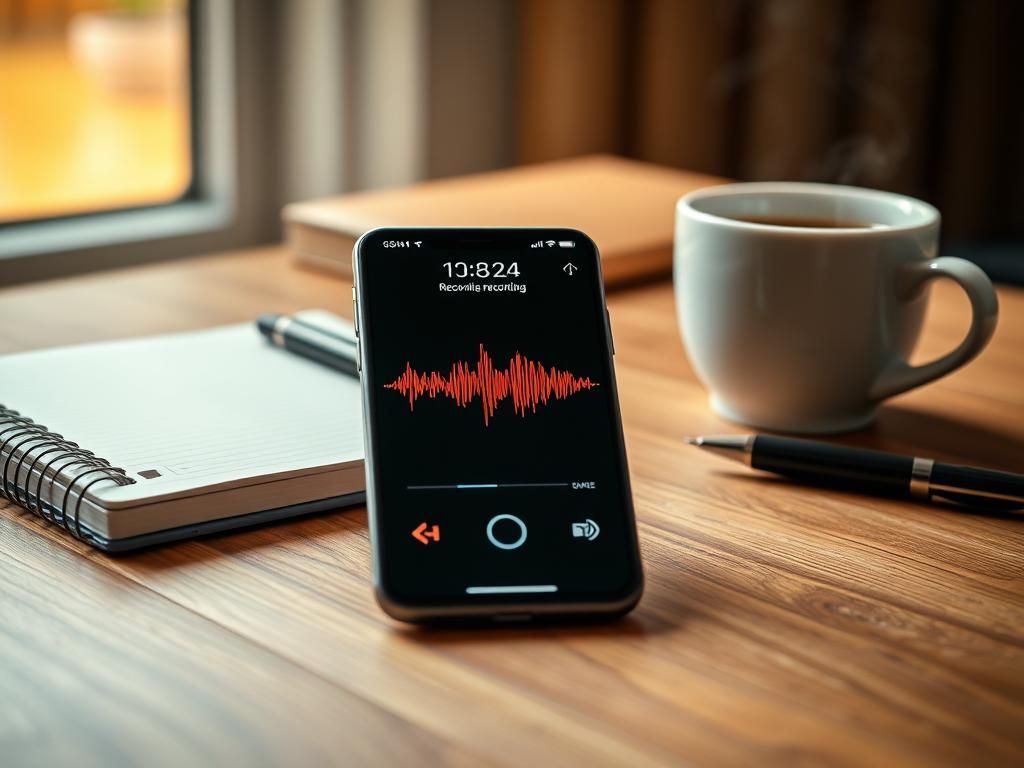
[384,344,599,425]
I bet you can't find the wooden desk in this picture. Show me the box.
[2,248,1023,767]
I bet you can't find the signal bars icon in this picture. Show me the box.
[529,240,558,248]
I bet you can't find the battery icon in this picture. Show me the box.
[558,240,575,248]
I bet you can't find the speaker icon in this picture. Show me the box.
[571,519,600,541]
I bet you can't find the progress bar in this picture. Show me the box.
[466,585,558,595]
[408,482,570,490]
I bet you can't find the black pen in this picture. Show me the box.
[256,312,359,377]
[687,435,1024,511]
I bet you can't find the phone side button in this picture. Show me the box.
[352,290,360,338]
[606,309,615,355]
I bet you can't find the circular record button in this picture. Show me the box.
[486,514,527,550]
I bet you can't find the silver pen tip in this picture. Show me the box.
[683,434,754,465]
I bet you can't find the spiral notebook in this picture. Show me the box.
[0,315,365,552]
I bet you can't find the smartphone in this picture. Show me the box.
[353,228,643,622]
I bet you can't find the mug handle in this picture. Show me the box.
[870,257,999,402]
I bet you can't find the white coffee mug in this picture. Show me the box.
[675,182,999,433]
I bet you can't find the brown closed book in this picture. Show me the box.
[283,155,725,286]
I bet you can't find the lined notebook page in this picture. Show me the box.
[0,323,363,506]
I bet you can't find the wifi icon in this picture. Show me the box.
[545,240,556,247]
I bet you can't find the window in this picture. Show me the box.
[0,0,246,286]
[0,0,193,223]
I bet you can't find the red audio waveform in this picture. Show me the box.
[384,344,599,425]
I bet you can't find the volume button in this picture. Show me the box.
[352,285,360,338]
[606,309,615,355]
[355,339,362,373]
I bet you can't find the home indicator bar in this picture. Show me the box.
[466,585,559,595]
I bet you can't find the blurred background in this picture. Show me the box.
[1,0,1022,283]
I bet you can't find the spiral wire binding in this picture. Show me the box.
[1,405,135,542]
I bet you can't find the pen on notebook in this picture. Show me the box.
[257,312,358,377]
[687,434,1024,511]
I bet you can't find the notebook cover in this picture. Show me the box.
[0,321,364,546]
[82,492,366,553]
[283,154,727,285]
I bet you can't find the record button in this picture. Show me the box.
[486,514,527,550]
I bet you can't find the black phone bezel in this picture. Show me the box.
[353,227,644,622]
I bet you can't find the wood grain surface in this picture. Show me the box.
[1,247,1022,767]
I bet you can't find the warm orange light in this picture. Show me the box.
[0,3,191,223]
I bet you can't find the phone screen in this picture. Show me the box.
[356,229,642,615]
